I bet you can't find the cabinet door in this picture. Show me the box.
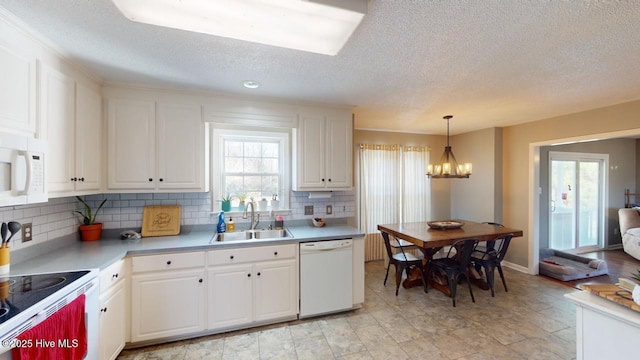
[75,83,102,192]
[325,116,352,189]
[207,264,253,330]
[293,115,326,190]
[99,280,126,360]
[107,98,156,189]
[0,44,36,134]
[41,64,76,194]
[130,269,205,342]
[254,259,297,322]
[157,103,204,190]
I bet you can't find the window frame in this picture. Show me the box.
[212,128,290,212]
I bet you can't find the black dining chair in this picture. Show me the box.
[471,233,514,296]
[425,238,479,307]
[380,231,425,296]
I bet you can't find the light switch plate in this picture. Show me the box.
[304,205,314,215]
[22,223,33,242]
[326,205,332,215]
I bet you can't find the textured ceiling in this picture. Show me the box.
[1,0,639,135]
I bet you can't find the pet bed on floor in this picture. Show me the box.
[539,248,608,281]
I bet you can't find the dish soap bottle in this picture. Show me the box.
[216,211,226,233]
[227,217,235,232]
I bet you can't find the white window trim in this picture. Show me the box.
[212,128,290,214]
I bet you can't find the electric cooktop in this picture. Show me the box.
[0,270,90,325]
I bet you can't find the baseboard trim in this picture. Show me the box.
[607,243,623,250]
[502,260,529,274]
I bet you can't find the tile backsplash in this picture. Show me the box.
[0,191,355,251]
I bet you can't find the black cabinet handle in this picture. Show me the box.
[230,255,234,260]
[166,260,172,265]
[79,177,85,182]
[149,178,153,182]
[159,178,164,182]
[112,273,118,279]
[328,178,332,182]
[198,278,203,283]
[322,178,325,182]
[247,273,251,277]
[71,177,77,181]
[274,251,278,256]
[257,272,261,276]
[101,307,107,313]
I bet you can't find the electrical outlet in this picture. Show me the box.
[304,205,314,215]
[326,205,333,215]
[22,223,33,242]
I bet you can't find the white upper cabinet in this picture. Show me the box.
[41,64,75,194]
[107,98,156,190]
[74,82,103,192]
[107,97,208,192]
[0,39,36,134]
[157,102,205,190]
[41,64,102,196]
[293,110,353,190]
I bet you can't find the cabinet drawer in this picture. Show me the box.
[208,244,296,265]
[99,259,127,293]
[132,251,205,273]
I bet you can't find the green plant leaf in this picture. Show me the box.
[74,196,107,225]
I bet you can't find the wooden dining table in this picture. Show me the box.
[377,220,524,294]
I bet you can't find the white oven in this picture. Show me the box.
[0,132,46,207]
[0,270,99,360]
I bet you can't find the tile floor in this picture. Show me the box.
[117,261,577,360]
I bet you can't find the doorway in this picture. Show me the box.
[548,151,607,252]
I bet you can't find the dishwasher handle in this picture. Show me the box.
[300,239,353,253]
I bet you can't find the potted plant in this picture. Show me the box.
[74,196,107,241]
[237,193,247,211]
[220,194,233,211]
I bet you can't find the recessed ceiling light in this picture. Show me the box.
[242,80,260,89]
[110,0,367,56]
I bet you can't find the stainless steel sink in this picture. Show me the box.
[252,229,289,239]
[214,232,253,242]
[211,228,292,243]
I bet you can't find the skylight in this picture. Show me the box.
[111,0,367,56]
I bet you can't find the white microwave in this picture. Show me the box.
[0,132,47,207]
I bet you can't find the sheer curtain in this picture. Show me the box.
[358,144,430,261]
[402,146,430,222]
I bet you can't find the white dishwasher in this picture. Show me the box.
[299,239,353,318]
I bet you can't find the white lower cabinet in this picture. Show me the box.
[130,252,206,343]
[207,264,253,329]
[207,244,298,331]
[99,280,126,360]
[98,259,128,360]
[254,260,297,322]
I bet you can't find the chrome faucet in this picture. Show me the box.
[242,201,260,230]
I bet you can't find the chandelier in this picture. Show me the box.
[427,115,472,178]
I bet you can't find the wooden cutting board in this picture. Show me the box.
[141,205,181,237]
[580,283,640,313]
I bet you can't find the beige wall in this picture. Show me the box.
[637,139,640,192]
[503,99,640,267]
[450,127,503,223]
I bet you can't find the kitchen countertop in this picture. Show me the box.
[10,225,364,275]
